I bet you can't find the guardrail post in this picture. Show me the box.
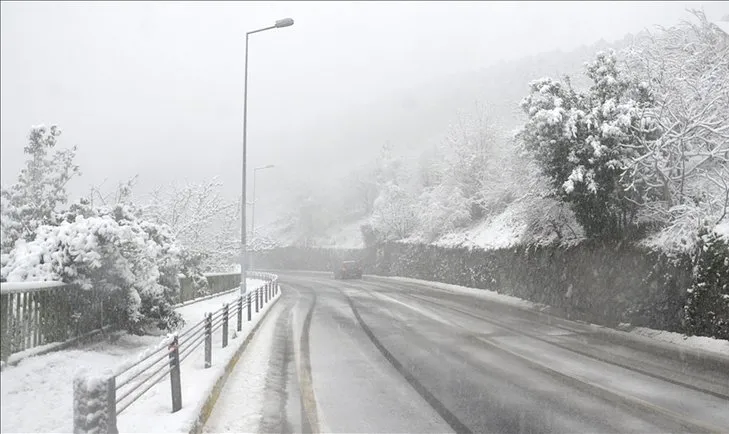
[255,288,259,313]
[73,370,118,434]
[237,296,243,332]
[204,313,212,368]
[265,282,269,303]
[247,292,252,321]
[222,304,229,348]
[168,335,182,412]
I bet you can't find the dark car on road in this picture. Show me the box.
[334,260,363,279]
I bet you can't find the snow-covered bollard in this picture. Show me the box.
[73,368,118,434]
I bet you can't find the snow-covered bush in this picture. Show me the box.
[1,202,184,333]
[518,50,660,239]
[684,227,729,340]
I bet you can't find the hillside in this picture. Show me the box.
[273,35,635,248]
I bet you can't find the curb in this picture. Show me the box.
[187,291,281,434]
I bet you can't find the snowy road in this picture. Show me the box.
[205,272,729,434]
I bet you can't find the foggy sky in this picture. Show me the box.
[2,1,726,226]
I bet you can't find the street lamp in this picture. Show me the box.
[241,18,294,296]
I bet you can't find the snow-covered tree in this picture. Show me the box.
[519,50,660,239]
[367,142,420,241]
[369,181,418,241]
[143,177,239,272]
[441,103,503,220]
[416,182,472,240]
[622,10,729,249]
[1,125,80,253]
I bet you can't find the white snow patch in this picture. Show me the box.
[714,221,729,242]
[628,327,729,356]
[434,203,527,250]
[0,278,277,434]
[202,302,277,433]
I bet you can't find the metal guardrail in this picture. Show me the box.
[72,272,281,434]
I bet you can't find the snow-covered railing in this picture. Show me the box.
[1,282,107,362]
[72,272,280,434]
[178,272,243,304]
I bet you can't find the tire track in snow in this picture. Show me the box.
[393,290,727,433]
[294,283,320,434]
[257,294,296,434]
[334,284,473,434]
[364,277,729,401]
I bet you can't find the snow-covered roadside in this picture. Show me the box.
[626,327,729,356]
[378,275,729,357]
[0,278,275,433]
[202,300,280,433]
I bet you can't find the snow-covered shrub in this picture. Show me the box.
[518,50,660,239]
[1,202,184,333]
[684,228,729,340]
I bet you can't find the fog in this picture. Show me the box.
[1,1,726,226]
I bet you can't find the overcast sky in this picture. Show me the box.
[2,1,727,224]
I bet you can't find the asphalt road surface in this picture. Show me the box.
[204,272,729,434]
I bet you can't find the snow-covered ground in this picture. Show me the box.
[382,276,729,357]
[202,299,279,433]
[434,203,526,249]
[0,278,276,434]
[627,327,729,356]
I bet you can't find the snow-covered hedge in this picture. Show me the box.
[1,203,184,333]
[685,227,729,340]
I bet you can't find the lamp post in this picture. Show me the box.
[241,18,294,296]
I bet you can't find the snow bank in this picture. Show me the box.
[628,327,729,356]
[0,278,277,434]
